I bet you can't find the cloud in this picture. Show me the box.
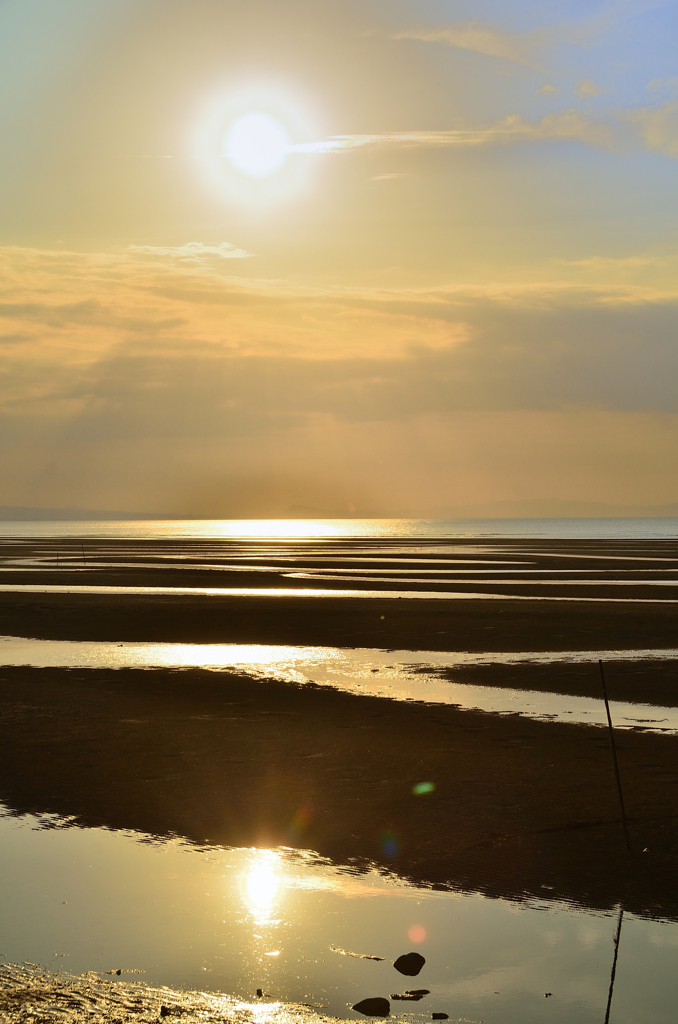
[535,84,559,96]
[127,242,253,261]
[2,245,678,429]
[576,78,605,99]
[645,77,678,94]
[2,245,678,514]
[295,100,678,162]
[392,22,548,68]
[625,102,678,158]
[294,110,615,155]
[0,297,184,333]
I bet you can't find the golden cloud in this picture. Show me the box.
[392,22,548,68]
[625,102,678,159]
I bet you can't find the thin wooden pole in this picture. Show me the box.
[604,906,624,1024]
[599,660,631,852]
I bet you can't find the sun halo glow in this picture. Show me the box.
[225,113,290,178]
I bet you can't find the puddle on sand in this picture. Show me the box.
[1,582,678,603]
[2,636,678,734]
[2,809,678,1024]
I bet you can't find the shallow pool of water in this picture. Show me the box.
[1,809,677,1023]
[2,636,677,734]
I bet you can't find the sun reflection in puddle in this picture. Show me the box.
[245,852,281,923]
[3,815,678,1022]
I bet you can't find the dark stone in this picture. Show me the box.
[256,989,263,998]
[432,1014,448,1020]
[393,952,426,977]
[391,990,430,1001]
[116,969,122,976]
[352,997,391,1016]
[159,1007,170,1018]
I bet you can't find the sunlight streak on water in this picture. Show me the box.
[1,583,677,603]
[1,517,678,540]
[245,852,281,926]
[2,637,677,733]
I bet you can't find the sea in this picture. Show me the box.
[0,516,677,539]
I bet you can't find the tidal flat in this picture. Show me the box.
[1,533,678,1022]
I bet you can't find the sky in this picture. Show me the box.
[0,0,677,517]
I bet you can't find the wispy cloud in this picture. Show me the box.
[576,78,605,99]
[293,111,615,155]
[624,102,678,158]
[127,242,252,261]
[392,22,548,68]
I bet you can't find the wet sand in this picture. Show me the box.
[2,664,678,920]
[0,961,329,1024]
[421,659,678,707]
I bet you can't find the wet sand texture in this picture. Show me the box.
[0,962,332,1024]
[1,536,678,657]
[2,590,678,655]
[2,666,678,920]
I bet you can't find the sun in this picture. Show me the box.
[225,113,290,178]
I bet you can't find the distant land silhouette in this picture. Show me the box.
[1,499,678,521]
[287,499,678,519]
[0,506,170,521]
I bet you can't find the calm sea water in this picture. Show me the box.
[0,517,677,539]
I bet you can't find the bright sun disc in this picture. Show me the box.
[225,113,289,177]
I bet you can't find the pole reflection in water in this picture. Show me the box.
[604,907,624,1024]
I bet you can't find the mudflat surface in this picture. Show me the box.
[2,664,678,920]
[2,590,678,655]
[1,537,677,661]
[2,535,678,923]
[424,660,678,706]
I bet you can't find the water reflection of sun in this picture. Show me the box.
[215,519,344,539]
[244,852,281,924]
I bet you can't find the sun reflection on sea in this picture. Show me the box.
[213,520,347,539]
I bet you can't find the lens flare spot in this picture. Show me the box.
[380,830,400,858]
[412,781,436,796]
[287,802,314,844]
[408,925,427,944]
[225,113,289,177]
